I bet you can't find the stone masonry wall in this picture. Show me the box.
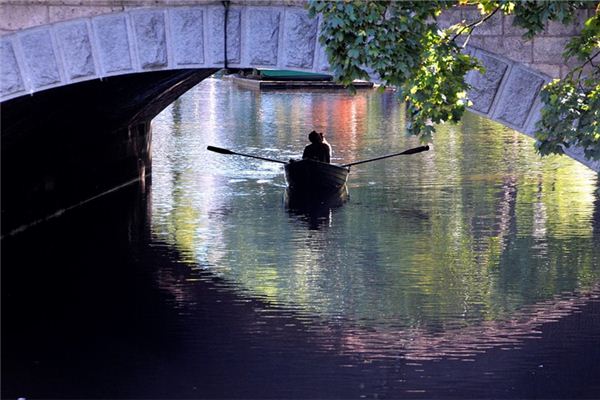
[0,2,330,102]
[1,1,592,79]
[437,5,595,79]
[0,1,306,36]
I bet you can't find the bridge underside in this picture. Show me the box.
[1,68,217,236]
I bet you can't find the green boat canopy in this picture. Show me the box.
[258,69,333,81]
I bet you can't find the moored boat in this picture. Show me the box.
[284,159,350,206]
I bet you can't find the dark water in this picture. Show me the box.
[3,77,600,398]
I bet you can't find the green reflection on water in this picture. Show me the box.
[151,78,599,331]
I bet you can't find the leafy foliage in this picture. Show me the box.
[535,10,600,160]
[308,1,479,141]
[536,75,599,160]
[308,0,600,161]
[509,1,587,38]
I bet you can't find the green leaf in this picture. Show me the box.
[308,0,600,161]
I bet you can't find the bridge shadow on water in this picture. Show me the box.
[2,182,600,399]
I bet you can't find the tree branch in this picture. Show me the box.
[587,50,599,69]
[450,6,501,43]
[567,50,600,83]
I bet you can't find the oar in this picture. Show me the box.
[341,145,430,168]
[207,145,287,164]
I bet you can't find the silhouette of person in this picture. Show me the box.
[302,131,331,163]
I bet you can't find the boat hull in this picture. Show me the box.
[284,159,350,207]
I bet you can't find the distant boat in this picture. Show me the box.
[242,68,333,81]
[284,159,350,207]
[226,69,374,90]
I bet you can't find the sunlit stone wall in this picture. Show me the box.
[0,1,328,102]
[436,6,594,79]
[1,1,591,78]
[0,2,590,101]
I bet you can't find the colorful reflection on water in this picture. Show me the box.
[150,77,600,362]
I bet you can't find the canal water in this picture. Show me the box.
[3,77,600,398]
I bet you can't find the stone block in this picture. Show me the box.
[463,35,484,49]
[481,36,533,63]
[466,52,508,114]
[0,4,48,31]
[0,39,25,95]
[437,8,463,30]
[131,10,168,69]
[316,41,330,72]
[54,21,96,79]
[247,9,280,66]
[526,63,560,79]
[494,67,544,129]
[283,10,317,69]
[19,28,61,88]
[93,14,132,73]
[533,36,570,64]
[208,7,240,64]
[170,7,204,65]
[544,10,587,36]
[560,65,575,79]
[503,15,528,37]
[524,97,544,137]
[461,8,502,36]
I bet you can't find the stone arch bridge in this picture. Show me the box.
[0,1,596,235]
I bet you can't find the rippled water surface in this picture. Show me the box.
[3,77,600,398]
[153,77,600,347]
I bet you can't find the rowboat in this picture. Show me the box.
[284,159,350,207]
[206,145,429,208]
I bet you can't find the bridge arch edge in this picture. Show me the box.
[464,45,600,171]
[0,4,329,103]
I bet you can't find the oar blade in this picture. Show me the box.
[401,145,430,155]
[207,145,235,155]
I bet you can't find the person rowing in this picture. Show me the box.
[302,130,331,163]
